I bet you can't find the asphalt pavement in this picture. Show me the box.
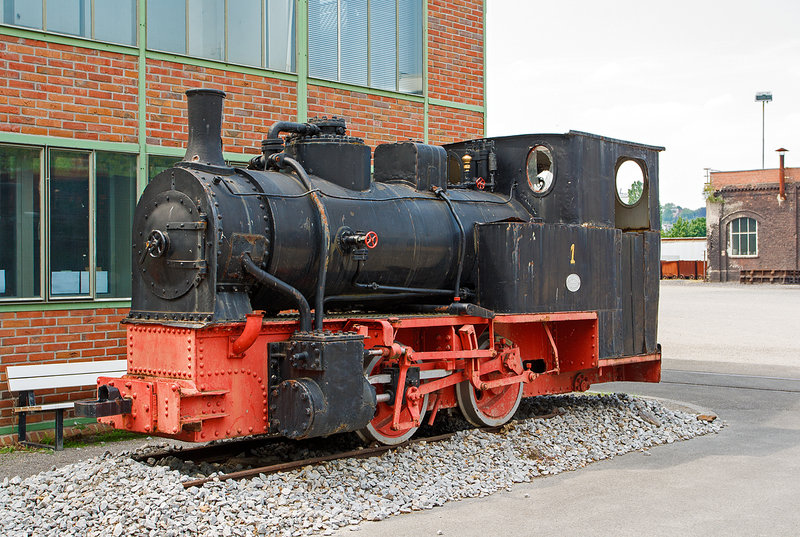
[335,281,800,536]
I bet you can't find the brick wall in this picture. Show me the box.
[427,104,483,145]
[308,85,425,149]
[0,36,138,142]
[146,60,297,156]
[0,309,128,432]
[428,0,484,107]
[706,184,799,281]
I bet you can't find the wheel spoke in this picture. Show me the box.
[357,355,427,445]
[456,338,523,427]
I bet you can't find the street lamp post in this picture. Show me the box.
[755,92,773,169]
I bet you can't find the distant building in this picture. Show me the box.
[706,161,799,282]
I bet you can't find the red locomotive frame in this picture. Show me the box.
[98,313,660,444]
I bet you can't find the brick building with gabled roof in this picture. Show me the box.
[706,159,800,283]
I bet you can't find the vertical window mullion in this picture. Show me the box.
[38,147,48,300]
[39,147,45,300]
[43,147,51,299]
[366,0,370,86]
[395,0,398,91]
[89,151,96,298]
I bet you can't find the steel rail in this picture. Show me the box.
[132,436,279,464]
[178,411,562,489]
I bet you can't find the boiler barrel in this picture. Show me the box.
[244,168,530,307]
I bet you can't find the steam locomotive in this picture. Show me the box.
[77,89,662,445]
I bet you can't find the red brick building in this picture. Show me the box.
[706,163,799,282]
[0,0,486,442]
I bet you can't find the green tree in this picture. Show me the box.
[663,216,706,238]
[627,180,643,204]
[688,217,706,237]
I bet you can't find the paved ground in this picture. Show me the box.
[0,434,192,480]
[659,280,800,370]
[335,280,800,536]
[2,281,799,535]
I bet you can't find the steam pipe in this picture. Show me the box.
[269,153,330,331]
[267,121,321,140]
[323,292,432,305]
[241,254,312,332]
[352,282,453,296]
[349,258,455,299]
[231,310,264,356]
[433,187,466,300]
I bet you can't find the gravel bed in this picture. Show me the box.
[0,394,723,537]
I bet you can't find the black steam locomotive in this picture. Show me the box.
[79,89,662,445]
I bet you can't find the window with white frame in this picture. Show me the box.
[0,145,137,301]
[0,0,138,46]
[729,217,757,257]
[309,0,423,94]
[147,0,296,72]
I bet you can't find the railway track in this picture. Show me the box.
[135,410,562,488]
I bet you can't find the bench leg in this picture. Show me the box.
[18,411,27,443]
[55,409,64,451]
[17,391,34,443]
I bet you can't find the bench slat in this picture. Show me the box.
[7,360,127,379]
[8,370,127,392]
[14,402,74,413]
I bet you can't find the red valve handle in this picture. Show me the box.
[476,177,486,190]
[364,231,379,249]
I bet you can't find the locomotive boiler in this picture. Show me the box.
[78,89,662,444]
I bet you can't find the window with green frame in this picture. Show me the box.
[0,0,138,46]
[308,0,423,94]
[147,155,180,181]
[0,145,137,301]
[147,0,296,72]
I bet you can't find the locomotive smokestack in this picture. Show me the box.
[183,88,227,168]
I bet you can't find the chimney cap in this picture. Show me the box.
[776,147,789,155]
[186,88,226,98]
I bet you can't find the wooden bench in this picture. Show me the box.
[7,360,127,450]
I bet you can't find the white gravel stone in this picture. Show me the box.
[0,394,722,537]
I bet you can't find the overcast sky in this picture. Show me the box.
[486,0,800,208]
